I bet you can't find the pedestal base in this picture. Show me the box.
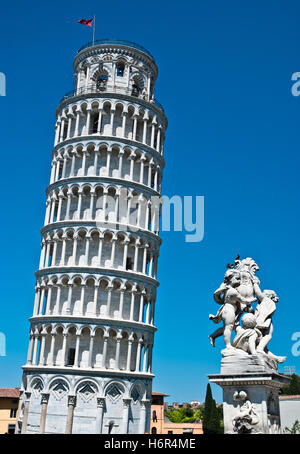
[208,372,290,434]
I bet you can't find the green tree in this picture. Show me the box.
[165,406,198,423]
[281,374,300,395]
[203,384,223,434]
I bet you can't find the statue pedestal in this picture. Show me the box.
[208,352,290,434]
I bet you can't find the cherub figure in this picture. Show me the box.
[255,289,286,363]
[209,269,256,350]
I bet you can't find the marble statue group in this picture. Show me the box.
[209,256,286,368]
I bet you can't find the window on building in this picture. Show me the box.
[116,63,125,77]
[10,408,17,418]
[152,410,157,422]
[126,257,133,270]
[67,348,75,366]
[7,424,15,434]
[168,430,173,434]
[151,427,157,434]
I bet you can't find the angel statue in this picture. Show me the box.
[209,269,256,350]
[209,256,286,368]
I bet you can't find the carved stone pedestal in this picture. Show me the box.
[208,372,290,434]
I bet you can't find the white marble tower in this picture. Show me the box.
[16,39,167,434]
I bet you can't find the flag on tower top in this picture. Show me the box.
[77,18,93,27]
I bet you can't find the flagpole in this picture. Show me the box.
[92,15,96,46]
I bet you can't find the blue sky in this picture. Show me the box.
[0,0,300,404]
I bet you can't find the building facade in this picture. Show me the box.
[279,395,300,432]
[150,392,203,434]
[0,388,19,434]
[16,39,167,434]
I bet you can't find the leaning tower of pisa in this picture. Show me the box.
[16,40,167,434]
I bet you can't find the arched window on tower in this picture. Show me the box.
[96,74,108,91]
[116,62,125,77]
[131,83,139,97]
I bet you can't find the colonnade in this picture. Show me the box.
[50,144,163,191]
[33,276,155,324]
[54,100,165,156]
[44,184,161,235]
[39,229,159,279]
[26,323,154,375]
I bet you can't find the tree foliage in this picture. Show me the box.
[281,374,300,395]
[203,384,223,434]
[165,407,199,423]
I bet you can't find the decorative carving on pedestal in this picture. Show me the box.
[232,391,259,434]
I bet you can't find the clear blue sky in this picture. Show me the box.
[0,0,300,404]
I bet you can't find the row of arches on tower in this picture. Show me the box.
[39,227,160,280]
[33,273,156,324]
[44,182,162,235]
[55,100,165,155]
[50,142,163,191]
[27,322,154,374]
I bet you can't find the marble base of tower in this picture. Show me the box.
[17,369,152,435]
[208,353,290,434]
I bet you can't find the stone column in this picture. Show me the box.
[122,398,131,434]
[21,392,31,434]
[119,289,125,319]
[38,333,46,366]
[140,156,146,183]
[106,149,112,176]
[39,393,50,434]
[97,109,103,134]
[26,335,34,365]
[139,399,149,434]
[115,333,122,370]
[97,235,103,266]
[61,333,68,366]
[88,334,95,368]
[136,339,142,371]
[32,334,39,365]
[74,111,80,137]
[45,285,53,314]
[122,240,129,269]
[147,344,153,372]
[95,397,106,434]
[129,288,136,321]
[102,334,109,369]
[74,333,81,367]
[106,285,113,317]
[79,284,85,315]
[85,109,91,135]
[65,395,76,434]
[51,239,58,266]
[126,338,133,371]
[48,332,56,366]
